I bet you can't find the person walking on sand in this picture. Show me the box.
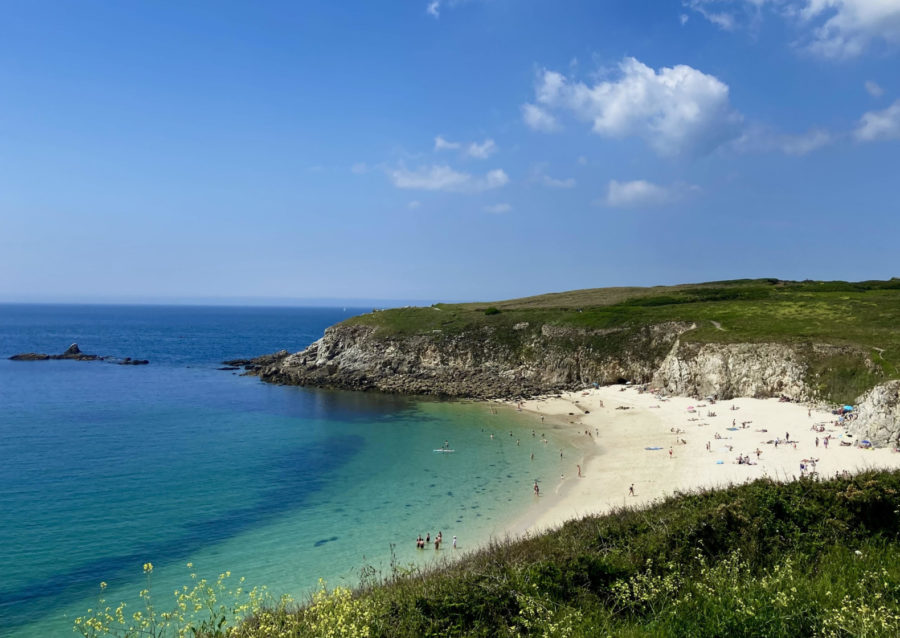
[816,436,820,448]
[629,483,635,496]
[452,535,457,549]
[669,447,673,459]
[577,464,581,478]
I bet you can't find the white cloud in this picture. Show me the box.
[865,80,884,97]
[802,0,900,58]
[484,203,512,214]
[732,124,835,155]
[680,13,690,25]
[526,58,742,157]
[408,200,422,209]
[855,99,900,141]
[688,1,900,58]
[467,138,497,159]
[604,179,695,208]
[427,1,440,18]
[351,162,368,174]
[541,174,576,188]
[434,135,461,151]
[389,165,509,192]
[434,136,498,158]
[780,128,834,154]
[685,1,737,30]
[521,103,559,132]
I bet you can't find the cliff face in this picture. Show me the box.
[652,341,812,400]
[248,319,900,444]
[851,381,900,447]
[255,321,695,399]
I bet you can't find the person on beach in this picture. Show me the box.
[530,452,534,461]
[816,436,820,447]
[577,464,581,477]
[669,447,673,459]
[534,480,540,496]
[426,533,430,543]
[416,535,424,549]
[629,483,635,496]
[452,535,457,549]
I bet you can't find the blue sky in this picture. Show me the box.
[1,0,898,304]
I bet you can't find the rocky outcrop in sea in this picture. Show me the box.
[9,343,149,365]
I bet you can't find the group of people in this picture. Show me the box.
[416,531,457,550]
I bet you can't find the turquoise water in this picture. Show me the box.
[0,305,576,636]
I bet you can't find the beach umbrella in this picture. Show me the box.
[843,405,854,412]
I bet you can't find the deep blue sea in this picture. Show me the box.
[0,304,576,637]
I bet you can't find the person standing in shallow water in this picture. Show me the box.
[533,480,539,496]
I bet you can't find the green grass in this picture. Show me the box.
[235,471,900,637]
[346,278,900,403]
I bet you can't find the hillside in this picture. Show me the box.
[245,279,900,411]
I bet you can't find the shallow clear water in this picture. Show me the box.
[0,305,575,636]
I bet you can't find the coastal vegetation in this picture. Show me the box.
[77,470,900,637]
[342,278,900,404]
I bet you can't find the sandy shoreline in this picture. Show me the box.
[498,384,900,538]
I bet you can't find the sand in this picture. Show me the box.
[502,384,900,537]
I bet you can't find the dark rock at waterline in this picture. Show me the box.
[8,343,148,365]
[119,357,150,365]
[221,350,290,372]
[9,353,51,361]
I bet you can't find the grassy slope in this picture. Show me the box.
[240,471,900,637]
[345,278,900,404]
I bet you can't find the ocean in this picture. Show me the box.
[0,304,578,636]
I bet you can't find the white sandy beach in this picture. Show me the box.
[504,384,900,536]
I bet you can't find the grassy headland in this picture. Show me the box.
[345,278,900,404]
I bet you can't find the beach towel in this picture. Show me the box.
[645,446,663,450]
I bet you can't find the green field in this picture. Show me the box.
[345,278,900,404]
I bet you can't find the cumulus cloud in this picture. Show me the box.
[802,0,900,58]
[865,80,884,97]
[855,99,900,141]
[484,203,512,214]
[687,1,900,58]
[603,179,696,208]
[427,1,440,17]
[521,103,559,132]
[525,58,743,157]
[389,165,509,192]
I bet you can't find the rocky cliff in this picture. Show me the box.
[241,318,900,444]
[251,321,695,399]
[850,381,900,447]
